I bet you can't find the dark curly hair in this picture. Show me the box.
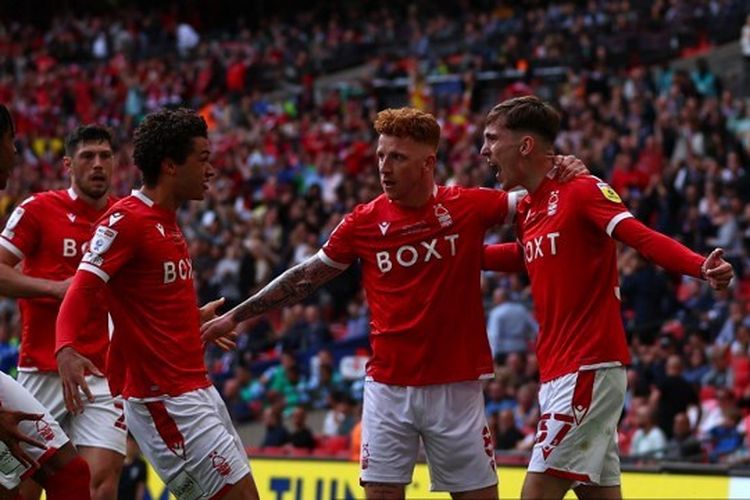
[65,125,113,156]
[133,108,208,187]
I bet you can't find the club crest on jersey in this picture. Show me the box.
[597,182,621,203]
[434,203,453,228]
[547,190,559,216]
[378,222,390,236]
[89,225,118,255]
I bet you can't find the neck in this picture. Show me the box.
[72,185,109,210]
[141,184,179,211]
[395,182,434,209]
[522,155,555,194]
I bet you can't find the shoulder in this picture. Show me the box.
[349,195,387,221]
[448,185,506,201]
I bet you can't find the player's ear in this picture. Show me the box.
[62,156,72,173]
[519,135,534,157]
[162,158,177,177]
[424,154,436,173]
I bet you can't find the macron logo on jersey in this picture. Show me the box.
[156,223,165,237]
[108,212,124,226]
[66,213,76,223]
[378,222,390,236]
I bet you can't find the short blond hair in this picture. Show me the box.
[374,108,441,150]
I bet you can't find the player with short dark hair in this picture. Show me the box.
[56,108,260,500]
[202,107,587,500]
[481,95,733,500]
[0,124,124,500]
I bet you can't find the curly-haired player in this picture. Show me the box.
[56,108,260,500]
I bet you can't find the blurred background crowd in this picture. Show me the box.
[1,0,750,467]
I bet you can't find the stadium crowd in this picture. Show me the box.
[0,0,750,467]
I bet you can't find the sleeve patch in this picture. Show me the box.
[597,182,622,203]
[89,226,118,255]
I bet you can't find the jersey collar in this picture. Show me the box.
[67,187,78,200]
[131,189,154,207]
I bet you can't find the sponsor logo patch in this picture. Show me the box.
[597,182,621,203]
[89,226,118,255]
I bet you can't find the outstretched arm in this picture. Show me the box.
[201,254,346,342]
[482,243,525,273]
[613,217,734,289]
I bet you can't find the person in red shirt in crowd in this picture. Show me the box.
[480,95,734,500]
[0,125,124,500]
[0,104,92,499]
[55,108,260,500]
[201,107,587,500]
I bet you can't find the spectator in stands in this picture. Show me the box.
[322,392,356,437]
[495,409,525,451]
[261,407,289,448]
[307,360,346,410]
[664,413,703,461]
[512,383,539,434]
[683,347,711,386]
[651,354,700,439]
[630,406,668,460]
[702,346,733,390]
[484,380,516,416]
[485,288,537,363]
[289,407,316,451]
[708,407,743,462]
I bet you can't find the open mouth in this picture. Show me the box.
[381,179,395,189]
[90,174,107,182]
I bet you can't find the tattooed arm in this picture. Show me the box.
[200,254,346,342]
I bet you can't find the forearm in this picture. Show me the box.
[229,255,344,323]
[613,218,704,278]
[482,243,525,272]
[0,264,61,298]
[55,272,104,353]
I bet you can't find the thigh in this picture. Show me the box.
[16,372,66,423]
[125,388,251,500]
[420,381,498,493]
[69,375,127,456]
[360,380,419,486]
[528,368,625,486]
[0,372,69,489]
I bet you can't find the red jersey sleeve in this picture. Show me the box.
[78,212,135,282]
[482,243,525,272]
[0,196,42,259]
[576,176,634,236]
[613,217,704,278]
[467,187,518,226]
[55,271,107,354]
[318,211,357,269]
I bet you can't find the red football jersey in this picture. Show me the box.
[74,191,210,399]
[516,174,632,382]
[0,188,114,372]
[320,185,517,386]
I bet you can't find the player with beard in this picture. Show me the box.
[0,125,124,499]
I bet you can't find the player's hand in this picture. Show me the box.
[56,346,103,415]
[201,314,238,344]
[702,248,734,291]
[199,297,225,325]
[0,409,46,470]
[553,155,589,182]
[50,277,73,301]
